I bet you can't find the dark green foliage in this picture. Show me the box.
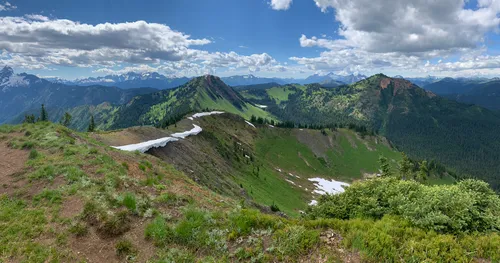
[61,112,72,127]
[87,115,95,132]
[122,192,137,211]
[273,225,320,257]
[40,104,48,122]
[21,141,34,149]
[417,160,429,182]
[270,202,280,212]
[97,210,131,237]
[145,216,173,246]
[115,239,136,257]
[23,114,36,123]
[28,149,39,159]
[33,190,62,205]
[378,155,391,177]
[306,178,500,234]
[69,222,88,237]
[398,152,413,180]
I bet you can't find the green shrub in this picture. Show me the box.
[306,178,500,234]
[122,192,137,211]
[228,209,283,237]
[97,210,131,237]
[29,149,39,159]
[33,189,62,205]
[21,141,35,149]
[69,222,88,237]
[145,216,173,246]
[29,165,55,180]
[273,225,320,257]
[155,248,195,263]
[115,239,136,257]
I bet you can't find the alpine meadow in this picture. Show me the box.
[1,0,500,262]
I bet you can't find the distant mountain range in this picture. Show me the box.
[424,77,500,110]
[0,66,157,124]
[45,72,369,89]
[48,72,190,90]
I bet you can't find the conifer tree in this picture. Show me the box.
[379,155,392,177]
[40,104,48,122]
[417,160,429,183]
[87,115,95,132]
[61,112,72,127]
[398,152,413,180]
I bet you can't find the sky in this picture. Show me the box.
[1,0,500,79]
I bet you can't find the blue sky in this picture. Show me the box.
[1,0,500,79]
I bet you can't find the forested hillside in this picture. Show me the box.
[240,75,500,190]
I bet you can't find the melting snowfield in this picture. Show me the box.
[113,124,202,152]
[309,177,350,195]
[308,177,350,206]
[112,137,179,153]
[113,111,256,153]
[171,125,202,139]
[191,111,225,118]
[245,120,256,128]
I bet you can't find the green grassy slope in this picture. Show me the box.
[240,76,500,191]
[1,122,497,263]
[106,75,273,130]
[100,113,406,216]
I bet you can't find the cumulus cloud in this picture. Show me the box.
[0,15,286,76]
[0,2,16,11]
[312,0,500,54]
[269,0,293,10]
[290,0,500,76]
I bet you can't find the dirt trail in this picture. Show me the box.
[0,142,28,191]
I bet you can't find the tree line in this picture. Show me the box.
[23,104,96,132]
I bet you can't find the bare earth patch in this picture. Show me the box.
[0,142,28,182]
[60,195,85,218]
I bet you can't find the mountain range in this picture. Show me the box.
[0,66,157,124]
[45,72,369,89]
[424,77,500,110]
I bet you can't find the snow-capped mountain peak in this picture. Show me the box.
[0,66,31,92]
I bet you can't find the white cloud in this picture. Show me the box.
[311,0,500,54]
[0,16,288,76]
[269,0,293,10]
[289,0,500,76]
[0,2,16,11]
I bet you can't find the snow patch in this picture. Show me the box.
[268,125,274,128]
[1,75,29,91]
[245,121,256,128]
[256,104,268,108]
[285,179,296,186]
[191,111,224,118]
[308,177,349,195]
[187,117,194,120]
[171,125,202,139]
[309,200,318,206]
[114,124,201,153]
[112,137,179,153]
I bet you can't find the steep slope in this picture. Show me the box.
[93,113,460,216]
[102,75,273,130]
[0,66,157,124]
[241,75,500,190]
[1,121,497,262]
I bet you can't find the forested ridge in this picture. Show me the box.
[240,75,500,190]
